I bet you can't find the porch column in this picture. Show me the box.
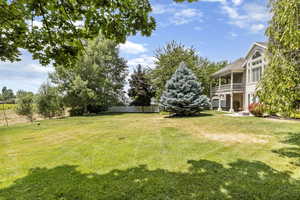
[230,72,233,90]
[218,94,222,111]
[229,93,234,112]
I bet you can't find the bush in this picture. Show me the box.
[15,91,35,122]
[248,103,265,117]
[36,83,64,118]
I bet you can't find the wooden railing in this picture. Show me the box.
[211,83,245,94]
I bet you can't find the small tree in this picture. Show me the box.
[36,83,64,118]
[128,65,155,106]
[160,62,210,116]
[15,91,34,122]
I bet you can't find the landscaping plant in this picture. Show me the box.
[160,62,210,116]
[15,91,35,122]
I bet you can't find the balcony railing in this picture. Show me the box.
[211,83,245,94]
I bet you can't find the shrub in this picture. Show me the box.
[248,103,265,117]
[15,91,35,122]
[36,83,64,118]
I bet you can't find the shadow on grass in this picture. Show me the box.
[164,112,213,118]
[1,159,300,199]
[272,132,300,166]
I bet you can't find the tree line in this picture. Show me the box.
[1,0,299,119]
[10,37,226,121]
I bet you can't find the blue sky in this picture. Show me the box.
[0,0,270,93]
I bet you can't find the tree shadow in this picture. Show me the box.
[1,159,300,199]
[164,112,213,118]
[272,132,300,166]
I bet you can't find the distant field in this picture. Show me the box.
[1,111,300,199]
[0,104,16,110]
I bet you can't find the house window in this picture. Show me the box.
[251,67,262,82]
[252,51,262,59]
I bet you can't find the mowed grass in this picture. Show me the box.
[1,111,300,199]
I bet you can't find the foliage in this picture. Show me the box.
[151,41,226,99]
[248,103,265,117]
[0,104,16,111]
[0,0,155,67]
[258,0,300,117]
[128,65,155,106]
[50,35,128,115]
[160,62,210,116]
[0,86,15,102]
[36,83,64,118]
[15,90,34,122]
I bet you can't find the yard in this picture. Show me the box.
[1,111,300,199]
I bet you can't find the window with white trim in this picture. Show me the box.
[251,67,262,82]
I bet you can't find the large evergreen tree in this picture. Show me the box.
[160,62,210,116]
[258,0,300,117]
[128,65,155,106]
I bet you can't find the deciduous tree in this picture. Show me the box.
[36,83,64,118]
[50,35,128,115]
[258,0,300,117]
[15,91,35,122]
[0,0,155,66]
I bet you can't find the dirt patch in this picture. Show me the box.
[201,133,270,144]
[263,118,299,124]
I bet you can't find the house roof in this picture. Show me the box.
[211,58,245,77]
[244,42,267,59]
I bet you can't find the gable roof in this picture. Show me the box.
[244,42,267,59]
[256,42,268,48]
[211,58,245,77]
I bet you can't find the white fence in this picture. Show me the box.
[108,106,160,113]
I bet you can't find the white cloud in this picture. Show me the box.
[127,55,156,70]
[194,26,203,31]
[232,0,243,6]
[229,32,238,37]
[221,2,270,33]
[250,24,265,33]
[170,8,203,25]
[152,4,175,14]
[0,55,53,92]
[119,41,148,55]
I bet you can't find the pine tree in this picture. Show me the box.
[160,62,210,116]
[128,65,155,106]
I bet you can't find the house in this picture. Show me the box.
[210,42,268,112]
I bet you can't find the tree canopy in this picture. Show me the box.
[0,0,155,66]
[151,41,226,99]
[258,0,300,117]
[50,35,128,115]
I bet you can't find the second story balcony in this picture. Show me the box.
[211,83,245,94]
[210,58,246,96]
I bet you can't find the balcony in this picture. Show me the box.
[211,83,245,94]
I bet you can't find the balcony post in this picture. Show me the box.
[230,71,233,90]
[229,93,234,113]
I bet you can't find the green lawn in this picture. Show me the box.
[1,111,300,199]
